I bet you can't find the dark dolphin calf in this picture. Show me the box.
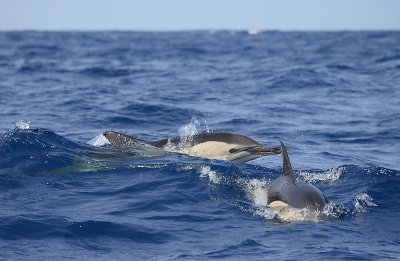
[103,131,280,163]
[267,141,327,211]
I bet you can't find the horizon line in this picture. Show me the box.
[1,28,400,33]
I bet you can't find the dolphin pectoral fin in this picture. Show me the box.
[229,145,281,155]
[250,146,281,155]
[103,131,142,148]
[229,145,259,154]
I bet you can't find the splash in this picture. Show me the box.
[199,165,222,184]
[254,205,321,223]
[352,193,377,213]
[178,116,200,147]
[152,116,217,153]
[162,138,177,152]
[163,116,202,152]
[239,178,270,206]
[299,166,344,183]
[15,120,30,130]
[322,202,349,218]
[87,134,111,147]
[322,192,377,218]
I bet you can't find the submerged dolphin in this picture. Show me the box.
[267,141,327,211]
[103,131,280,163]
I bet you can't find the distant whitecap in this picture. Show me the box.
[247,29,260,35]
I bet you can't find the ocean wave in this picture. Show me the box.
[299,167,344,183]
[78,66,141,77]
[0,215,173,243]
[1,30,400,259]
[192,161,399,222]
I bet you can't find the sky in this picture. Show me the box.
[0,0,399,31]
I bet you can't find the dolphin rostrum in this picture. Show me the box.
[103,131,280,163]
[267,141,327,211]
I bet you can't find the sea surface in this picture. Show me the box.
[0,31,399,260]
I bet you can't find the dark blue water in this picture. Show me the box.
[1,31,399,260]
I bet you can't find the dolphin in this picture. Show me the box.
[103,131,280,163]
[267,141,327,211]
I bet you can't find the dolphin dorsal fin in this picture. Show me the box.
[280,141,296,184]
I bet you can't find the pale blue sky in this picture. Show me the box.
[1,0,399,31]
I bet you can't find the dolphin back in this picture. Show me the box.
[103,131,143,148]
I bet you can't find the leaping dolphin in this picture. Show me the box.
[267,141,327,211]
[103,131,280,163]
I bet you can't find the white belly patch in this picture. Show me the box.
[179,141,243,160]
[268,200,290,207]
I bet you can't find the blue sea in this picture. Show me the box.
[0,31,399,260]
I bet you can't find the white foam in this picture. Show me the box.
[198,165,222,184]
[254,205,320,223]
[162,138,179,152]
[322,202,348,218]
[240,179,269,206]
[300,167,344,183]
[162,117,201,153]
[87,134,110,147]
[15,120,30,130]
[178,116,200,147]
[352,193,377,213]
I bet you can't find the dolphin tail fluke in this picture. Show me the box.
[280,141,296,184]
[103,131,143,148]
[229,145,281,155]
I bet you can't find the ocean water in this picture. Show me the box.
[0,31,399,260]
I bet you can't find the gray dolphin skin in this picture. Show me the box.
[103,131,280,163]
[267,141,327,211]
